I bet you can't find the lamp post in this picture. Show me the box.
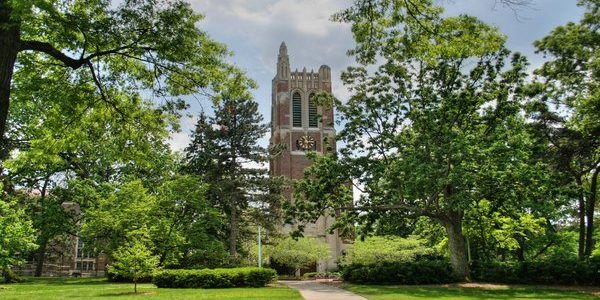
[257,225,262,268]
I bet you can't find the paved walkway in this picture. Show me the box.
[281,281,367,300]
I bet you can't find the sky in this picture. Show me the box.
[168,0,585,152]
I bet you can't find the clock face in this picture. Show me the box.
[296,135,316,151]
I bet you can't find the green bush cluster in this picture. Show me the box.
[106,269,152,283]
[340,236,434,266]
[303,271,341,279]
[471,259,600,286]
[341,260,455,284]
[152,267,277,288]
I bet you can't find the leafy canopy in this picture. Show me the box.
[269,237,330,272]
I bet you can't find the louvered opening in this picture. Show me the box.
[309,94,318,128]
[292,92,302,127]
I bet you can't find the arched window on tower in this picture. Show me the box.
[308,93,318,128]
[292,92,302,127]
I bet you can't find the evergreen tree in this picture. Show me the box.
[526,0,599,259]
[184,98,279,257]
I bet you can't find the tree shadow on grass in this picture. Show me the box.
[96,291,157,297]
[18,277,123,286]
[351,285,597,299]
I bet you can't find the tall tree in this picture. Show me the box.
[0,193,36,282]
[290,0,536,280]
[0,0,249,158]
[526,0,599,259]
[153,175,227,268]
[4,53,176,275]
[183,97,276,257]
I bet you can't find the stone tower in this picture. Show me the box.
[269,42,345,271]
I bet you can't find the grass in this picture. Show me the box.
[0,277,303,300]
[344,283,600,300]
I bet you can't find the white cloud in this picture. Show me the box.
[169,0,584,153]
[196,0,347,37]
[168,115,198,152]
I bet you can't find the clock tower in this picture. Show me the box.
[269,42,345,271]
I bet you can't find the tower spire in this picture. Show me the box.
[279,41,288,56]
[276,41,290,79]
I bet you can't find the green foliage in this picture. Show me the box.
[81,176,228,269]
[340,236,434,266]
[81,180,156,256]
[269,237,330,274]
[341,260,455,284]
[109,241,158,293]
[0,196,37,281]
[471,258,600,286]
[3,0,255,135]
[152,175,227,268]
[291,0,536,280]
[244,241,272,268]
[153,267,277,288]
[463,199,547,260]
[106,269,152,283]
[183,97,283,256]
[303,271,340,279]
[526,0,599,258]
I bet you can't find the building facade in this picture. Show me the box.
[269,42,347,271]
[15,195,108,277]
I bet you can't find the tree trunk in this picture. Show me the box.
[576,176,586,260]
[158,220,177,266]
[134,279,137,294]
[35,178,51,276]
[0,0,19,150]
[34,238,48,277]
[440,211,470,281]
[584,168,598,257]
[516,237,525,262]
[228,205,238,256]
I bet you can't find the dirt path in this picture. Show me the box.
[281,281,367,300]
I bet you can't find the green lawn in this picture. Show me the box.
[0,277,303,300]
[344,284,599,300]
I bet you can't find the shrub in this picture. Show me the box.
[109,241,158,293]
[303,271,341,279]
[270,237,330,276]
[1,269,21,283]
[471,258,600,286]
[153,267,277,288]
[106,268,152,283]
[340,236,434,266]
[341,260,455,284]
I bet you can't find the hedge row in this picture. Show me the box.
[471,259,600,286]
[342,258,600,286]
[152,267,277,288]
[341,260,455,284]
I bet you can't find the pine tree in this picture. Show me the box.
[183,98,278,257]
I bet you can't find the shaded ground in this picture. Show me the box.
[0,277,303,300]
[281,280,366,300]
[343,283,600,300]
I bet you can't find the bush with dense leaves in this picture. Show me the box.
[341,260,455,284]
[303,271,341,279]
[471,258,600,286]
[153,267,277,288]
[106,269,152,283]
[340,236,434,266]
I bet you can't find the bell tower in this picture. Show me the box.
[270,41,335,178]
[269,42,343,271]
